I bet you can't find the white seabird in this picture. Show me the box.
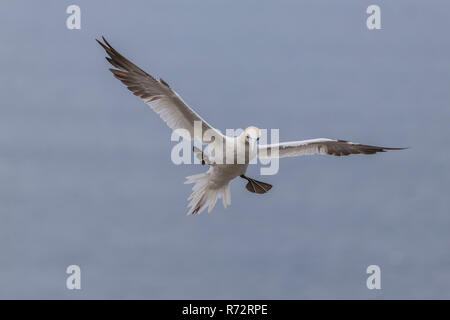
[97,37,405,215]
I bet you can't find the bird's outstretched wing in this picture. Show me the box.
[97,36,223,141]
[258,138,406,158]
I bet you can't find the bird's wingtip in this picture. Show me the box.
[383,146,409,151]
[96,36,111,48]
[392,147,409,150]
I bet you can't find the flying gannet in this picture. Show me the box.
[97,37,405,215]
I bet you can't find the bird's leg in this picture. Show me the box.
[193,146,206,165]
[240,175,272,194]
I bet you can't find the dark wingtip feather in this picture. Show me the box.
[102,36,113,49]
[385,147,409,151]
[96,38,108,51]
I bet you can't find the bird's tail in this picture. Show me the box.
[184,170,231,215]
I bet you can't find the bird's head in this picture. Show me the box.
[241,127,261,159]
[241,126,261,144]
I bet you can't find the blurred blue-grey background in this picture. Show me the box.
[0,0,449,299]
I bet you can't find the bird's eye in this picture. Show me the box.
[246,135,250,139]
[257,137,260,142]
